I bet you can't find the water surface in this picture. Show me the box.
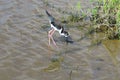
[0,0,120,80]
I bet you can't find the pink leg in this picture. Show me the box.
[48,28,54,45]
[48,29,57,47]
[50,30,57,46]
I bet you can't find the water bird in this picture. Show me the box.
[45,10,73,47]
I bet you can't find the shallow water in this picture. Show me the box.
[0,0,120,80]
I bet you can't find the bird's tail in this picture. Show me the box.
[45,10,54,22]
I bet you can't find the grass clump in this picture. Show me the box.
[61,0,120,40]
[90,0,120,39]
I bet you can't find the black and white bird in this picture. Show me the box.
[45,10,73,47]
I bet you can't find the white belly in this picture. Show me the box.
[51,24,58,30]
[50,24,62,34]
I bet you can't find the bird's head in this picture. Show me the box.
[61,31,69,37]
[61,31,74,44]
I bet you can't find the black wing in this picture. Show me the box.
[51,21,63,30]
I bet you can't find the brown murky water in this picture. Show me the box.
[0,0,120,80]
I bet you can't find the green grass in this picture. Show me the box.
[90,0,120,39]
[60,0,120,39]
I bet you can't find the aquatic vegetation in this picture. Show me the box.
[67,14,81,22]
[76,2,81,11]
[90,0,120,39]
[42,56,64,72]
[65,0,120,39]
[43,61,60,72]
[66,1,86,23]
